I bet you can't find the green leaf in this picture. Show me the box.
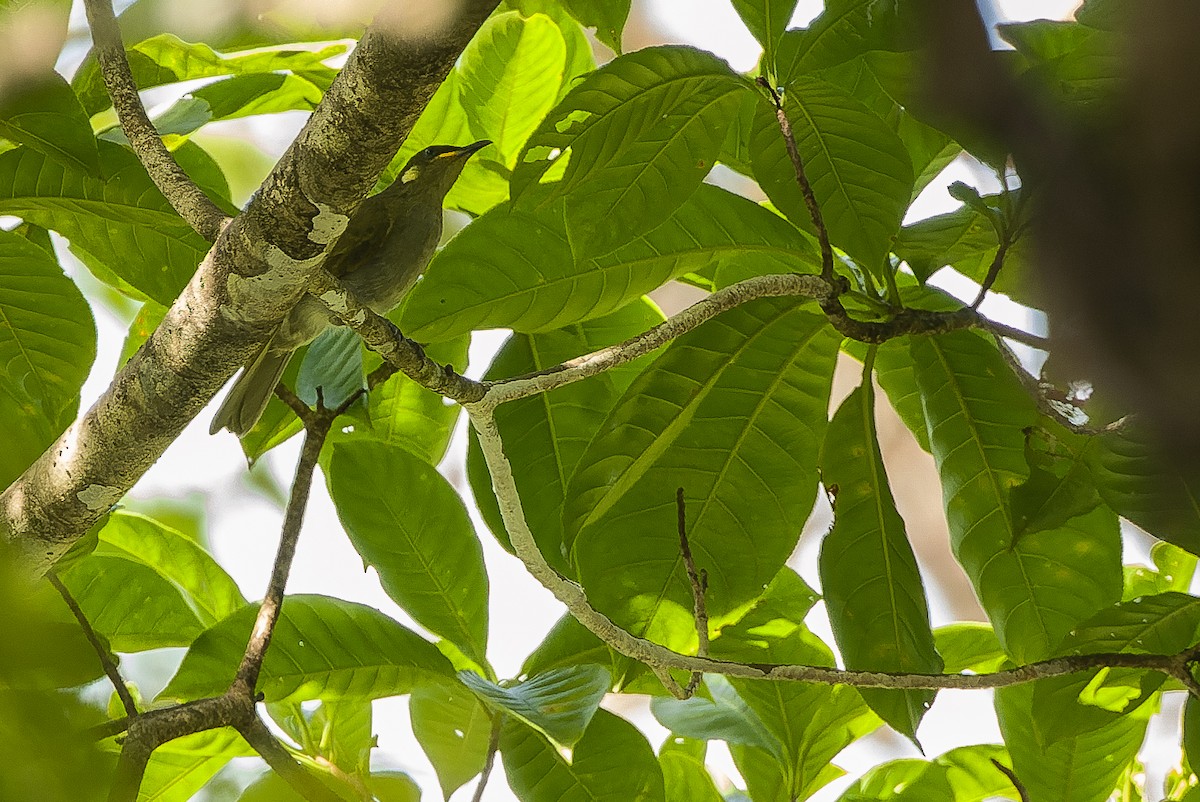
[190,72,325,122]
[410,684,492,799]
[894,206,999,284]
[660,739,723,802]
[997,681,1151,802]
[1084,424,1200,555]
[512,46,749,256]
[72,34,343,115]
[933,623,1007,675]
[519,615,627,686]
[1186,696,1200,775]
[467,299,665,571]
[651,675,780,755]
[57,510,245,651]
[1010,424,1103,539]
[820,381,941,739]
[459,12,567,167]
[401,183,818,342]
[328,441,489,666]
[835,744,1016,802]
[500,709,665,802]
[296,327,364,410]
[913,331,1122,662]
[557,0,630,54]
[135,728,251,802]
[731,0,800,78]
[750,78,913,276]
[775,0,916,84]
[0,227,95,426]
[0,143,209,305]
[0,72,98,174]
[162,595,453,703]
[564,300,838,644]
[458,665,609,748]
[351,335,467,465]
[267,700,374,776]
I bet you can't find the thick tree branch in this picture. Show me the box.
[2,1,500,575]
[82,0,228,241]
[240,717,343,802]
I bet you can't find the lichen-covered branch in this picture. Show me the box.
[1,0,500,575]
[82,0,228,241]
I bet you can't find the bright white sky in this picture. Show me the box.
[67,1,1180,801]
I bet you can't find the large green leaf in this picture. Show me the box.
[0,72,98,175]
[500,709,665,802]
[750,78,913,276]
[731,0,800,79]
[913,331,1122,662]
[0,227,94,425]
[511,46,749,256]
[328,441,488,666]
[467,299,664,571]
[267,700,374,777]
[996,681,1151,802]
[933,623,1007,675]
[58,511,245,651]
[835,744,1016,802]
[72,34,343,115]
[0,143,209,304]
[409,684,492,800]
[1084,425,1200,555]
[459,11,566,167]
[400,183,818,342]
[459,665,609,748]
[660,738,723,802]
[162,595,453,703]
[564,300,838,644]
[820,381,941,740]
[651,675,780,755]
[775,0,915,84]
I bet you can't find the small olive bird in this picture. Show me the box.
[210,140,491,436]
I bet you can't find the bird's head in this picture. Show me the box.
[393,140,491,198]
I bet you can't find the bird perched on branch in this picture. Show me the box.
[210,140,491,436]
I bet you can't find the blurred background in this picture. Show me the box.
[6,0,1181,799]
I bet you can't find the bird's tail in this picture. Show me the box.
[209,342,292,436]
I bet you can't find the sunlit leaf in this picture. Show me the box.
[410,684,492,799]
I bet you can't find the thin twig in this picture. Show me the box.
[470,715,504,802]
[235,391,352,694]
[48,571,139,719]
[991,759,1031,802]
[82,0,228,241]
[757,78,835,283]
[676,488,708,697]
[240,716,343,802]
[970,239,1011,309]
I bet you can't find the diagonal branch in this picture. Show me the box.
[82,0,228,241]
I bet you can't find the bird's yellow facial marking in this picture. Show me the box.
[401,165,421,183]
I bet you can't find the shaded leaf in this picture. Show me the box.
[459,664,609,748]
[410,684,492,799]
[933,623,1007,675]
[135,728,251,802]
[0,72,98,174]
[558,0,629,53]
[776,0,916,85]
[731,0,800,78]
[820,381,941,739]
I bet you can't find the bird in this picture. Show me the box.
[210,140,491,436]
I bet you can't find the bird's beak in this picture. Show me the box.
[442,140,491,160]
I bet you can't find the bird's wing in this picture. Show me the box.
[324,195,396,278]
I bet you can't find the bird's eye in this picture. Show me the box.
[420,147,435,160]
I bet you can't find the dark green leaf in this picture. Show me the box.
[913,331,1121,661]
[731,0,800,78]
[296,327,364,410]
[0,227,94,425]
[820,381,941,739]
[894,206,998,284]
[565,300,838,645]
[835,744,1015,802]
[1010,424,1103,539]
[0,72,98,174]
[410,684,492,799]
[512,46,749,256]
[467,299,664,571]
[500,709,665,802]
[750,78,913,277]
[328,441,489,666]
[163,595,453,702]
[1186,696,1200,774]
[1084,424,1200,555]
[459,665,609,748]
[136,728,251,802]
[401,183,818,342]
[775,0,916,85]
[0,143,209,305]
[997,681,1150,802]
[660,739,723,802]
[520,615,616,680]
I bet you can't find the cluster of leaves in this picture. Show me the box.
[5,0,1200,800]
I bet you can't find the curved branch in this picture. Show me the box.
[468,403,1199,694]
[82,0,229,241]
